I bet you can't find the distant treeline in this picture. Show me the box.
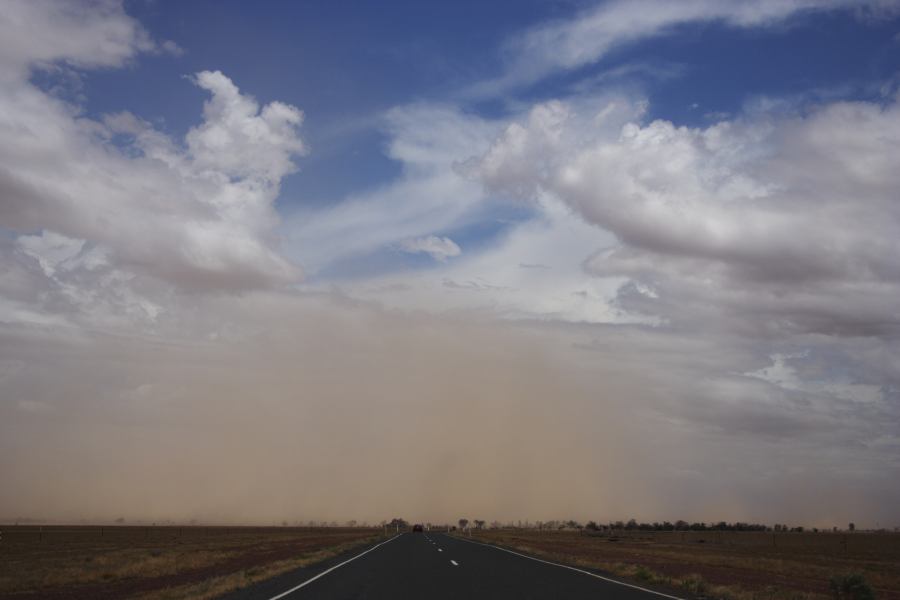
[450,518,860,533]
[587,519,773,532]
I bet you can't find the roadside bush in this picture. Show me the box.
[829,573,875,600]
[629,565,669,585]
[680,574,709,595]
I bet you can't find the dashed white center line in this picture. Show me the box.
[438,548,443,552]
[450,560,459,566]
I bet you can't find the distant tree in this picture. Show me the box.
[346,520,357,528]
[585,521,600,531]
[848,522,855,532]
[625,519,638,530]
[458,518,469,530]
[474,520,486,530]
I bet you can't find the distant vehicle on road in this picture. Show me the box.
[412,524,424,532]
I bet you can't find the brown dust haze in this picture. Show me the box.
[1,292,893,528]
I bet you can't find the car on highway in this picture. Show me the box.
[412,524,424,532]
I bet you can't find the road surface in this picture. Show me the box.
[221,532,684,600]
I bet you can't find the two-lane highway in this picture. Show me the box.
[223,532,684,600]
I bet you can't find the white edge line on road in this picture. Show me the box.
[266,534,402,600]
[448,535,684,600]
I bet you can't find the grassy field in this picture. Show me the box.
[0,525,384,599]
[457,529,900,600]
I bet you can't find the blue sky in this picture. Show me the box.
[56,1,899,286]
[3,1,900,525]
[76,1,900,221]
[81,0,557,206]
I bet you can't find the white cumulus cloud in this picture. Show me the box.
[474,95,900,339]
[0,3,308,328]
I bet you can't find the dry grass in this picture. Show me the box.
[130,540,377,600]
[0,525,383,599]
[458,529,900,600]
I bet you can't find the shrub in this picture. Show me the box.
[680,574,708,595]
[830,573,875,600]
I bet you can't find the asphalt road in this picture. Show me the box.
[221,532,683,600]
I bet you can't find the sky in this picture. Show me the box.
[1,0,900,528]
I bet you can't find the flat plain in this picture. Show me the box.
[3,525,899,599]
[0,525,382,600]
[458,529,900,600]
